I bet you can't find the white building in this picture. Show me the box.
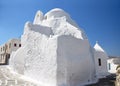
[107,57,120,74]
[94,42,109,78]
[9,8,109,86]
[0,39,21,64]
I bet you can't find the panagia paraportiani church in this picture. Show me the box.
[9,8,109,86]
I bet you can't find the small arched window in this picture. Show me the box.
[37,14,39,17]
[109,63,111,70]
[98,58,101,66]
[14,43,17,47]
[44,16,47,20]
[19,44,21,47]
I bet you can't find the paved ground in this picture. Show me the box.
[87,75,116,86]
[0,65,116,86]
[0,66,39,86]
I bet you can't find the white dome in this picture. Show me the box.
[44,8,81,28]
[44,8,70,19]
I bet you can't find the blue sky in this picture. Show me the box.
[0,0,120,56]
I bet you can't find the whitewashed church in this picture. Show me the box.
[9,8,109,86]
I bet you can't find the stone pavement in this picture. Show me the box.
[0,66,40,86]
[87,74,116,86]
[0,65,116,86]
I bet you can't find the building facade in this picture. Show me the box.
[94,42,109,78]
[107,57,120,74]
[9,8,109,86]
[0,39,21,65]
